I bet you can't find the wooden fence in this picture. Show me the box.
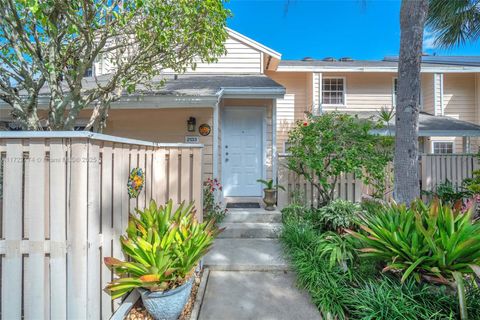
[278,153,478,208]
[0,132,203,320]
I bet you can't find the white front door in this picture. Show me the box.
[222,108,264,197]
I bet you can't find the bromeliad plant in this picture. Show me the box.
[104,200,222,299]
[349,199,480,319]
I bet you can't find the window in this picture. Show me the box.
[432,142,454,154]
[322,77,345,105]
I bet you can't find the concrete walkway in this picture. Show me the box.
[199,209,321,320]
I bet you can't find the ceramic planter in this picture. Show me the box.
[138,277,194,320]
[262,188,277,211]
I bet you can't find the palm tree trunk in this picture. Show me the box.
[394,0,429,205]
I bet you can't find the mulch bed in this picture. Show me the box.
[125,271,202,320]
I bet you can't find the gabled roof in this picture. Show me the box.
[226,28,282,60]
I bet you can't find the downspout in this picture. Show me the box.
[213,89,224,182]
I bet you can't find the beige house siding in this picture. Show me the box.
[310,73,396,112]
[95,34,264,76]
[422,74,435,114]
[103,108,214,180]
[184,36,263,74]
[443,73,477,152]
[266,71,309,151]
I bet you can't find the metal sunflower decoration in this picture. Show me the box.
[127,167,145,199]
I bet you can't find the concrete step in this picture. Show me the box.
[218,222,282,239]
[223,210,282,223]
[204,238,289,271]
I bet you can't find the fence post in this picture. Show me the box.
[277,156,288,210]
[1,140,24,320]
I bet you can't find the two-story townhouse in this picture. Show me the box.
[269,57,480,155]
[2,29,480,202]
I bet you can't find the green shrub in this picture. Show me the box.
[286,112,393,206]
[422,180,472,204]
[104,200,221,299]
[350,199,480,319]
[345,277,455,320]
[313,199,361,232]
[314,231,357,272]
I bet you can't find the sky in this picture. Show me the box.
[225,0,480,60]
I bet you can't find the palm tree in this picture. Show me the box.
[428,0,480,48]
[393,0,429,205]
[394,0,480,205]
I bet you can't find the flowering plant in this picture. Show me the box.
[203,178,228,223]
[127,167,145,198]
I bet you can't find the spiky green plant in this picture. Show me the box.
[104,200,222,299]
[349,199,480,319]
[256,179,285,191]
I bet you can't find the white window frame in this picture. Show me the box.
[432,141,455,154]
[321,76,347,107]
[393,77,423,108]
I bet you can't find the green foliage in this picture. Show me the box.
[463,170,480,195]
[256,179,285,191]
[203,178,228,224]
[280,218,471,320]
[315,232,358,272]
[345,277,456,320]
[313,199,362,232]
[104,200,221,299]
[287,112,393,206]
[350,199,480,319]
[422,180,472,204]
[0,0,230,130]
[427,0,480,48]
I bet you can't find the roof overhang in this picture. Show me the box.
[371,129,480,137]
[276,65,480,73]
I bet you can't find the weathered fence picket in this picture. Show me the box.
[277,153,478,209]
[0,132,203,319]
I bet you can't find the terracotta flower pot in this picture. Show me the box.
[263,188,277,211]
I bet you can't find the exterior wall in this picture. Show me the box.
[95,35,264,76]
[266,71,310,152]
[319,72,396,112]
[103,108,214,180]
[443,73,477,152]
[422,73,435,114]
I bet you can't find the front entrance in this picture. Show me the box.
[222,108,264,197]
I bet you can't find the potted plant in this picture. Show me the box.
[257,179,285,211]
[104,200,222,320]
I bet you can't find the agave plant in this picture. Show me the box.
[104,200,222,299]
[348,199,480,319]
[256,178,285,191]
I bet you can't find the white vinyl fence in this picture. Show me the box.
[0,132,203,320]
[278,153,478,208]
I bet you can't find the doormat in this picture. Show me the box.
[226,202,261,209]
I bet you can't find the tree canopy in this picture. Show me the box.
[0,0,230,131]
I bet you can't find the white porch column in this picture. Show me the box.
[272,98,277,183]
[213,101,220,180]
[434,73,444,116]
[463,136,471,153]
[312,73,323,115]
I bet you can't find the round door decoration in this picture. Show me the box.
[199,124,211,136]
[127,167,145,199]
